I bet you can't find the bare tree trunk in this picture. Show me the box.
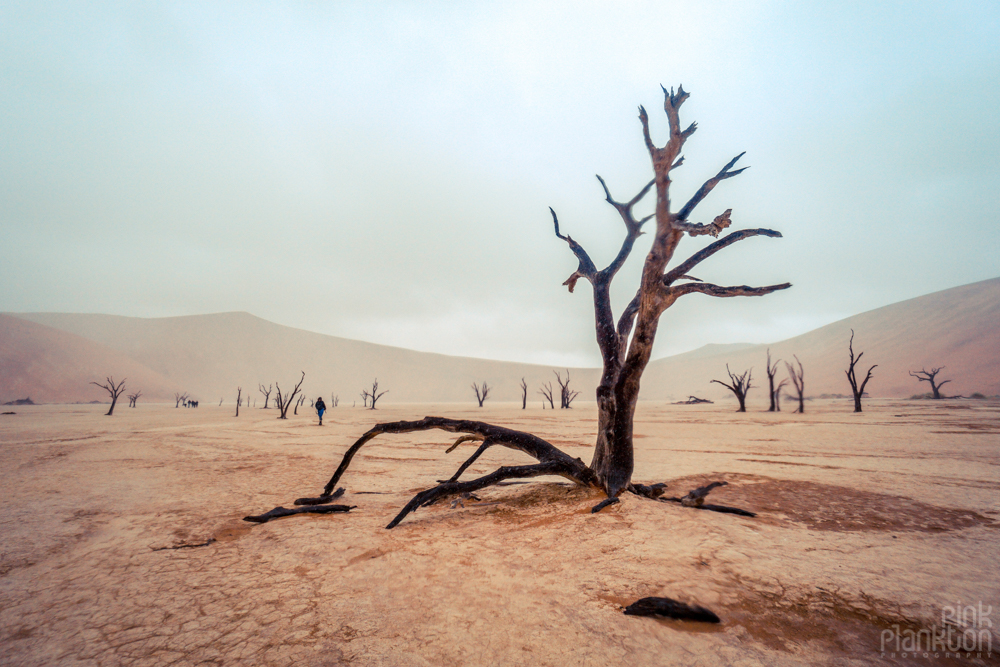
[91,377,126,416]
[785,356,805,413]
[774,378,789,412]
[472,382,490,407]
[765,349,779,412]
[236,387,242,417]
[845,330,876,412]
[711,365,753,412]
[361,379,387,410]
[276,372,306,419]
[259,384,273,409]
[909,367,951,399]
[538,382,555,410]
[520,378,528,409]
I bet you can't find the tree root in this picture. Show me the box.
[293,487,345,506]
[624,597,721,623]
[631,480,757,517]
[150,538,216,551]
[243,504,355,524]
[591,497,620,513]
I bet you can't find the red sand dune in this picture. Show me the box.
[4,277,997,404]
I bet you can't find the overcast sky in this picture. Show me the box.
[2,1,998,366]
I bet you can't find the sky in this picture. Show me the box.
[2,1,998,367]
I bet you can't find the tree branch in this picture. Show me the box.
[664,228,783,286]
[550,207,597,292]
[671,282,792,298]
[676,152,748,221]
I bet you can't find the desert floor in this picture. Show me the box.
[1,399,998,666]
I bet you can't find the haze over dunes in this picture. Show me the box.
[3,278,998,405]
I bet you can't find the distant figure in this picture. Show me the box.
[315,396,326,426]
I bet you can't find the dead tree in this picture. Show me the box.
[774,378,789,412]
[331,394,339,408]
[765,348,780,412]
[219,397,224,406]
[845,330,876,413]
[251,85,786,527]
[538,382,556,410]
[360,379,387,410]
[555,370,580,408]
[472,382,490,407]
[174,392,189,408]
[127,391,142,408]
[711,364,753,412]
[90,376,126,416]
[785,356,805,413]
[909,367,951,399]
[295,395,307,415]
[519,378,528,409]
[236,387,242,417]
[275,372,306,419]
[259,383,273,409]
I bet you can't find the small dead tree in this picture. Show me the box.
[554,370,580,408]
[472,382,490,407]
[519,378,528,409]
[785,356,805,414]
[765,349,780,412]
[127,390,142,408]
[909,367,951,399]
[236,387,242,417]
[174,392,189,408]
[360,379,387,410]
[774,378,790,412]
[538,382,555,410]
[275,372,306,419]
[91,376,126,416]
[250,85,785,527]
[331,394,339,408]
[259,383,273,409]
[295,395,307,415]
[711,364,753,412]
[219,397,224,406]
[845,330,876,413]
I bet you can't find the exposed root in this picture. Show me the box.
[150,538,216,552]
[243,504,355,524]
[294,487,345,506]
[591,497,620,513]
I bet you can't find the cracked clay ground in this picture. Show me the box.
[1,400,998,666]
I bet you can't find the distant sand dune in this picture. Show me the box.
[4,277,998,404]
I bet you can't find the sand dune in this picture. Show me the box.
[5,277,998,405]
[0,314,182,404]
[643,277,1000,402]
[6,311,599,405]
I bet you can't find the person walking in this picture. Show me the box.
[315,396,327,426]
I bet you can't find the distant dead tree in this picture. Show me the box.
[765,349,780,412]
[909,366,951,399]
[554,370,580,408]
[472,382,491,407]
[845,330,876,413]
[219,397,224,406]
[235,387,242,417]
[127,390,142,408]
[91,376,126,416]
[674,396,713,405]
[785,356,805,413]
[275,372,306,419]
[259,383,273,409]
[331,394,339,408]
[174,392,189,408]
[294,395,307,415]
[519,378,528,409]
[361,379,387,410]
[774,378,790,412]
[538,381,555,410]
[711,364,753,412]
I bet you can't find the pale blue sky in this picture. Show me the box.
[2,1,998,365]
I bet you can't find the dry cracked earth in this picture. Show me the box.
[1,399,998,666]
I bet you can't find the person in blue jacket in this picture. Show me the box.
[315,396,326,426]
